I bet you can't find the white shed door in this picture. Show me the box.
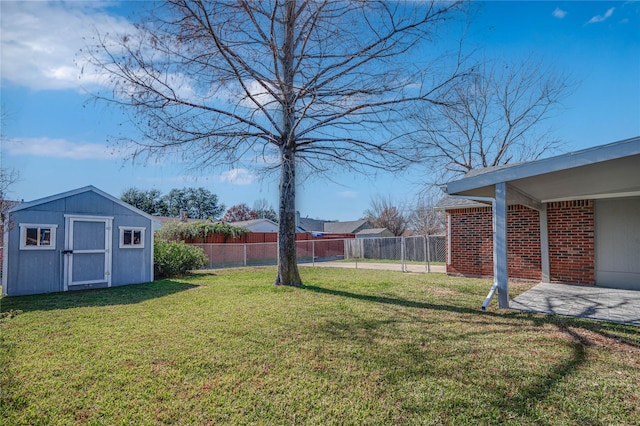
[595,198,640,290]
[64,216,113,290]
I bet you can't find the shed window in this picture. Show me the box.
[119,227,145,248]
[19,224,58,250]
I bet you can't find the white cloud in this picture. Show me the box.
[0,2,134,91]
[5,137,129,160]
[586,7,615,24]
[552,8,567,19]
[218,168,256,185]
[338,191,358,199]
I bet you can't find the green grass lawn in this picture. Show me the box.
[1,267,638,425]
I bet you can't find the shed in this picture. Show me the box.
[2,185,158,296]
[441,136,640,308]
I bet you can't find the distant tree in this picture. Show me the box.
[408,193,445,235]
[1,105,19,226]
[363,195,408,237]
[121,187,168,216]
[164,187,225,220]
[222,203,257,222]
[413,58,573,183]
[252,199,278,222]
[89,0,466,286]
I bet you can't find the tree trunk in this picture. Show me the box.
[275,0,302,287]
[275,145,302,286]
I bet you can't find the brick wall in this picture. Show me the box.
[447,205,542,280]
[547,200,595,284]
[507,205,542,280]
[447,206,494,277]
[447,201,597,283]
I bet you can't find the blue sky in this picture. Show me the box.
[1,1,639,221]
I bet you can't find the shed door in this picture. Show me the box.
[595,198,640,290]
[64,216,113,290]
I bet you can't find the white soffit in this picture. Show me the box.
[446,137,640,202]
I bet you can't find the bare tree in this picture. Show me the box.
[1,106,19,225]
[363,195,407,237]
[252,198,277,222]
[408,191,445,235]
[413,58,573,183]
[87,0,465,286]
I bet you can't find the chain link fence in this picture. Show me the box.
[189,235,446,272]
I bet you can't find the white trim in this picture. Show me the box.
[542,190,640,203]
[118,226,146,249]
[11,185,158,226]
[447,137,640,195]
[64,214,114,220]
[540,204,550,283]
[19,223,58,250]
[446,213,451,265]
[2,220,8,296]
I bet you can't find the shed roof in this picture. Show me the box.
[445,136,640,203]
[9,185,159,224]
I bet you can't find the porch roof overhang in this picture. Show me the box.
[442,136,640,310]
[445,136,640,204]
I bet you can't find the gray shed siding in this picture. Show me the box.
[3,188,154,296]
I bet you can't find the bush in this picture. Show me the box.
[154,240,208,279]
[156,221,249,242]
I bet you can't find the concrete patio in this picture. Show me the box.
[510,282,640,326]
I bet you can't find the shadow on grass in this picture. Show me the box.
[301,282,640,423]
[301,284,505,317]
[301,284,640,346]
[0,280,198,313]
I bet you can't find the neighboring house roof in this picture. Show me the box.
[228,218,305,233]
[9,185,159,224]
[299,217,326,232]
[324,219,372,234]
[444,136,640,204]
[356,228,394,237]
[229,218,279,232]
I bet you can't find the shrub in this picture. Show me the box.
[156,220,249,242]
[154,240,208,279]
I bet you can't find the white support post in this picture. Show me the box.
[312,239,315,267]
[495,182,509,308]
[540,203,550,283]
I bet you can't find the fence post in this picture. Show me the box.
[312,239,315,267]
[243,243,247,266]
[426,235,431,273]
[401,237,406,272]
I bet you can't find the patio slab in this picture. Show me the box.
[510,282,640,326]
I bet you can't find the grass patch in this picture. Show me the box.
[1,268,638,425]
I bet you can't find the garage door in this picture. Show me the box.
[595,197,640,290]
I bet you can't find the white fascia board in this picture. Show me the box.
[9,185,159,226]
[446,137,640,195]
